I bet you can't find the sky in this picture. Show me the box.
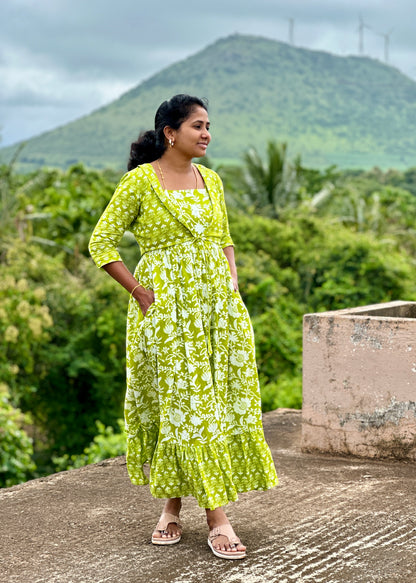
[1,0,416,147]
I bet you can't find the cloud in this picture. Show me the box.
[1,0,416,145]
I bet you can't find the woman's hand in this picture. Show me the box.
[132,286,155,316]
[231,274,239,292]
[101,262,155,315]
[223,246,239,292]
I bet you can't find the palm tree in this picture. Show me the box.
[223,141,303,218]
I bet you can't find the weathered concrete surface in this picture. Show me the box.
[1,409,416,583]
[302,301,416,460]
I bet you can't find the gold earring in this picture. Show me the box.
[169,138,174,148]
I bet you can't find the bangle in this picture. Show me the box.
[130,284,141,298]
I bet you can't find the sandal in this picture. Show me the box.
[207,524,246,560]
[151,512,182,545]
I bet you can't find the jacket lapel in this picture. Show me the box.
[141,163,194,235]
[196,164,223,235]
[142,162,222,238]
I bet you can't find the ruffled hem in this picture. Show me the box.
[126,427,278,510]
[125,423,159,484]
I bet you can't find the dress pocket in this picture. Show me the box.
[133,300,159,354]
[143,301,157,319]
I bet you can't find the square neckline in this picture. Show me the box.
[149,162,207,193]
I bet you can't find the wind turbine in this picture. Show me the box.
[378,29,394,63]
[357,14,371,55]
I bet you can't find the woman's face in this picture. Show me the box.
[169,106,211,158]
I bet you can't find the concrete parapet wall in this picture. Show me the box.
[302,300,416,460]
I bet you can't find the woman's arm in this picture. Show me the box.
[103,261,154,315]
[223,246,238,291]
[89,171,154,315]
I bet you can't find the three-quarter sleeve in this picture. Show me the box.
[217,174,234,248]
[89,171,141,268]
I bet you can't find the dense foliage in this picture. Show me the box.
[2,147,416,487]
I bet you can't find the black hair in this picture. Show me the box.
[127,94,208,170]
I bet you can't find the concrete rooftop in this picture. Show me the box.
[1,409,416,583]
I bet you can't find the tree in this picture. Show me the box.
[222,141,303,217]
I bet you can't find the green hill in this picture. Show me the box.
[3,34,416,171]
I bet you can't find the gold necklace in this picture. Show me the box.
[156,159,167,190]
[156,160,198,190]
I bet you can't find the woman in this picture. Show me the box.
[89,94,278,559]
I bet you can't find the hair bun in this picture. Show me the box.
[127,130,161,170]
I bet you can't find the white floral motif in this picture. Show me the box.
[194,223,205,235]
[230,350,248,367]
[233,397,251,415]
[201,367,212,383]
[170,408,186,426]
[190,414,203,426]
[180,428,190,441]
[164,323,174,336]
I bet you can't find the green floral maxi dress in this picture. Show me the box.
[89,163,278,509]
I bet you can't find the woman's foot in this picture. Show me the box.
[206,507,246,557]
[151,498,182,544]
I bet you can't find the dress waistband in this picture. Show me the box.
[141,236,221,257]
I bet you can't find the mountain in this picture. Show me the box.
[2,34,416,171]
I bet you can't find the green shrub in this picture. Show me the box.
[260,376,302,412]
[53,419,126,471]
[0,384,36,487]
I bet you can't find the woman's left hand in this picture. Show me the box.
[223,246,238,292]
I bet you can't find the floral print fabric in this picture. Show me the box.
[89,164,278,510]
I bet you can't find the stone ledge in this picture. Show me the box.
[2,408,416,583]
